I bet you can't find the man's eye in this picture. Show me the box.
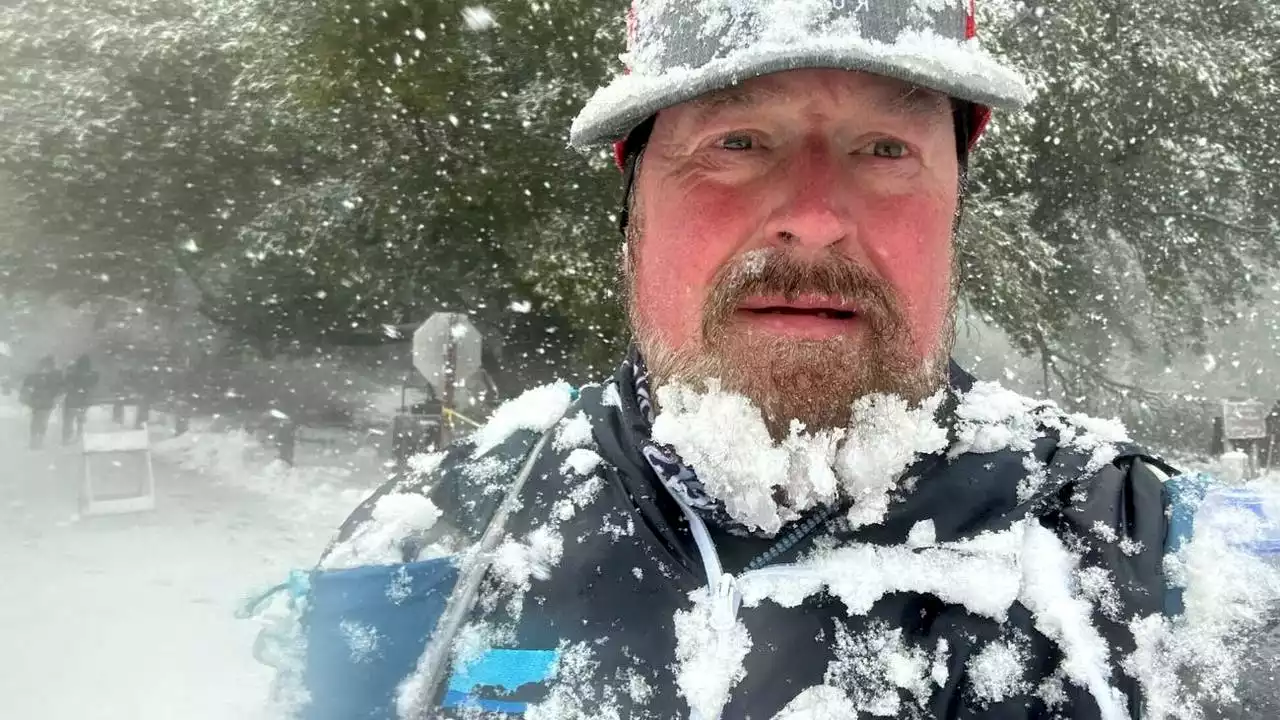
[868,140,908,158]
[718,134,756,151]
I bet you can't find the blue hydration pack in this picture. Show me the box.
[240,427,561,720]
[1162,472,1280,614]
[240,558,461,720]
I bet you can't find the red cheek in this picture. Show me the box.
[856,194,955,357]
[634,181,757,350]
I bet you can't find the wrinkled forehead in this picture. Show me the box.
[629,0,971,75]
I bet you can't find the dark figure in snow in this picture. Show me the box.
[20,356,62,449]
[61,354,98,445]
[284,2,1259,719]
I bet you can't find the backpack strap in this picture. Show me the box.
[395,420,560,719]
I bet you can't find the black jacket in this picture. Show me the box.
[21,368,62,410]
[327,364,1173,719]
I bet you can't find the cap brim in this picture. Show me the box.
[570,37,1032,149]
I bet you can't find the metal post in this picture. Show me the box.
[441,320,458,448]
[136,397,150,429]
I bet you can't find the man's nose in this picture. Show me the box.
[762,143,853,253]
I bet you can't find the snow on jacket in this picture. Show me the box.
[316,362,1176,720]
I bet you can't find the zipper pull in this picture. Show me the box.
[709,572,742,631]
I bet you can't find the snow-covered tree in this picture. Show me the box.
[3,0,1279,406]
[969,0,1280,401]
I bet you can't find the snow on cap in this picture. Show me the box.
[570,0,1032,150]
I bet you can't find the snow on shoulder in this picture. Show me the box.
[321,492,443,569]
[553,410,594,452]
[951,381,1131,473]
[471,381,575,458]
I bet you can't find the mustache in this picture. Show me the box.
[701,250,906,341]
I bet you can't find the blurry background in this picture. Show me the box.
[1,1,1279,717]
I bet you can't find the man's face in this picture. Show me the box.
[627,68,961,435]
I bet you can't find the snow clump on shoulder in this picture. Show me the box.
[950,382,1046,457]
[553,411,593,452]
[471,381,575,458]
[967,639,1031,705]
[492,525,564,594]
[321,492,442,569]
[951,381,1131,476]
[561,447,603,477]
[406,450,446,480]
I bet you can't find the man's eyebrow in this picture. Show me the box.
[684,85,788,116]
[884,86,952,120]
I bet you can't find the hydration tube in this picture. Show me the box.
[395,424,559,720]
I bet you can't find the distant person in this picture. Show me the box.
[61,354,99,445]
[20,356,62,449]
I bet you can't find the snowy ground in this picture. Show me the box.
[0,396,381,720]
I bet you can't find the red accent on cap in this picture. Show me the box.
[626,2,638,49]
[614,2,639,169]
[964,1,988,148]
[969,105,991,150]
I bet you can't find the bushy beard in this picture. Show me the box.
[627,242,956,439]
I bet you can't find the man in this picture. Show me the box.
[61,354,98,445]
[300,3,1197,719]
[20,355,62,449]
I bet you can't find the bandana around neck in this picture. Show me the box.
[625,350,765,537]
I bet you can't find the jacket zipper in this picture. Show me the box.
[664,488,834,720]
[742,504,845,572]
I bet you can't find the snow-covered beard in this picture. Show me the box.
[627,245,957,440]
